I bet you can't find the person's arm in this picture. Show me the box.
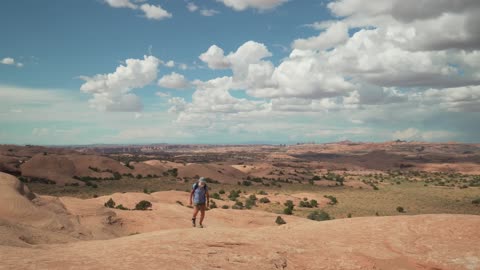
[206,190,210,207]
[189,190,194,206]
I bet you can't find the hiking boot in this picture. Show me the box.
[198,224,203,228]
[192,218,196,227]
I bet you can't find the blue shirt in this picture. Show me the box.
[193,184,208,203]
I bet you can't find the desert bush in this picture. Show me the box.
[307,210,331,221]
[310,199,318,207]
[299,201,312,208]
[135,200,152,210]
[167,168,178,177]
[324,195,338,205]
[242,180,252,186]
[324,172,344,185]
[284,200,294,208]
[209,200,217,209]
[219,189,225,194]
[245,197,256,209]
[232,201,244,210]
[258,190,267,195]
[259,197,270,203]
[113,172,122,180]
[212,193,221,200]
[143,188,149,194]
[245,201,254,209]
[228,190,241,201]
[88,166,100,172]
[93,194,98,198]
[472,198,480,205]
[396,206,405,213]
[347,213,352,218]
[275,216,286,225]
[205,177,220,184]
[115,204,129,210]
[104,198,116,208]
[283,207,293,215]
[312,175,321,181]
[221,205,229,209]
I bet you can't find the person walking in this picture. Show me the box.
[189,177,210,228]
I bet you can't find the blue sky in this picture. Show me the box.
[1,0,480,145]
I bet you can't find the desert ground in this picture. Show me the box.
[1,142,479,269]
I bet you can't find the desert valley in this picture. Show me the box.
[0,141,479,269]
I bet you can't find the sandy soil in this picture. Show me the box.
[1,171,480,270]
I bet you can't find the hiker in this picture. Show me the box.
[189,177,210,228]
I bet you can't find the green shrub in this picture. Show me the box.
[135,200,152,210]
[228,190,241,201]
[472,198,480,205]
[242,180,252,186]
[396,206,405,213]
[307,210,331,221]
[113,172,122,180]
[310,199,318,207]
[284,200,294,208]
[219,189,225,194]
[275,216,286,225]
[115,204,129,210]
[259,197,270,203]
[212,193,221,200]
[143,188,149,194]
[324,195,338,205]
[283,207,293,215]
[209,200,217,209]
[221,205,229,209]
[205,177,220,184]
[258,190,267,195]
[104,198,116,208]
[245,198,256,209]
[347,213,352,218]
[167,168,178,177]
[232,201,244,210]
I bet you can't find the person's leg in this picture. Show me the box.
[199,205,206,226]
[192,205,199,226]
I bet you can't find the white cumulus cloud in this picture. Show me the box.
[217,0,288,11]
[293,22,349,50]
[1,57,15,65]
[140,4,172,20]
[80,55,160,112]
[158,72,189,89]
[187,2,199,12]
[200,9,219,16]
[105,0,137,9]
